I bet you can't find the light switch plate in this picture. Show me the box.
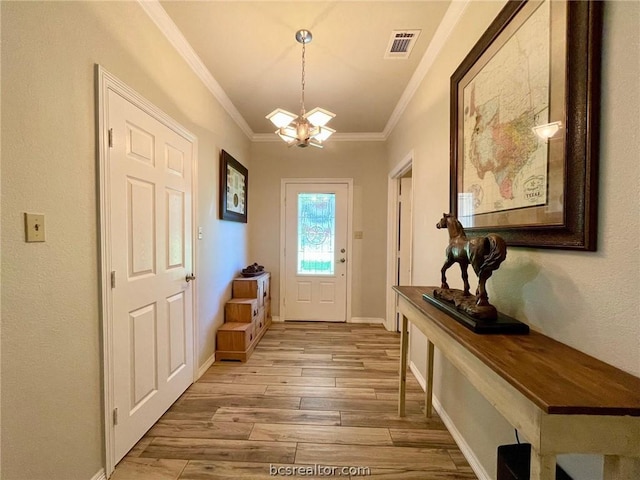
[24,213,45,242]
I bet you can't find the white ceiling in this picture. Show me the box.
[151,1,459,139]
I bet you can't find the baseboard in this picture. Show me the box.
[197,352,216,379]
[409,361,427,390]
[409,362,491,480]
[90,469,107,480]
[273,316,384,324]
[349,317,384,324]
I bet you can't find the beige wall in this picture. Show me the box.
[249,141,388,321]
[1,2,250,479]
[388,1,640,479]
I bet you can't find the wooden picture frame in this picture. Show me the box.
[219,150,248,223]
[450,0,602,250]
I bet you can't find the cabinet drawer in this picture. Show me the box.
[262,276,270,302]
[255,307,265,331]
[225,298,258,323]
[217,322,254,351]
[264,298,271,322]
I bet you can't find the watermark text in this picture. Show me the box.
[270,464,371,477]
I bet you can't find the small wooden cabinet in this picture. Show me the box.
[216,272,271,361]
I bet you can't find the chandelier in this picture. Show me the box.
[266,29,336,148]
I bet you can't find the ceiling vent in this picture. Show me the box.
[384,30,421,59]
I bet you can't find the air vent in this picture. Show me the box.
[384,30,421,59]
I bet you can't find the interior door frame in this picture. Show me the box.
[279,178,354,323]
[386,152,413,332]
[96,65,199,476]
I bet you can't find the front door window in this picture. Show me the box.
[297,193,335,275]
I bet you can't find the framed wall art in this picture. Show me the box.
[219,150,248,223]
[450,0,602,250]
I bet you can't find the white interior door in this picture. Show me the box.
[283,182,349,321]
[108,89,194,463]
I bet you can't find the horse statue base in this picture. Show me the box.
[434,288,497,320]
[423,289,529,335]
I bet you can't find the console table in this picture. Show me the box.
[394,286,640,480]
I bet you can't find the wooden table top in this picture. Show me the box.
[394,286,640,416]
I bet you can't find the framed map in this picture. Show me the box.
[219,150,248,223]
[450,0,601,250]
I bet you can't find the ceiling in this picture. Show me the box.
[153,1,455,139]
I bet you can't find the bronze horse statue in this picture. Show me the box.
[436,213,507,307]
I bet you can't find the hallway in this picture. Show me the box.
[111,322,476,479]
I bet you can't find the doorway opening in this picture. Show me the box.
[386,153,413,332]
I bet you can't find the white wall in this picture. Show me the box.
[249,141,388,321]
[388,1,640,479]
[1,2,249,478]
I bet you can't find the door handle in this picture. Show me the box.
[185,273,196,282]
[339,258,346,263]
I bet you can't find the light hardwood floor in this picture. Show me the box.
[111,322,477,480]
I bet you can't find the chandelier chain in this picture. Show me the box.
[300,39,306,115]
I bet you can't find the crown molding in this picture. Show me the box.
[137,0,254,139]
[332,132,386,142]
[383,0,471,138]
[252,132,386,143]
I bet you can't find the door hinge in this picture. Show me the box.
[108,128,113,148]
[111,271,116,288]
[113,407,119,426]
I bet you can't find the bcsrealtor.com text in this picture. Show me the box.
[270,464,372,477]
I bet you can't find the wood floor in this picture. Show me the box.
[111,322,477,480]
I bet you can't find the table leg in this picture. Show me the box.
[603,456,640,480]
[530,448,556,480]
[398,314,409,417]
[425,339,434,418]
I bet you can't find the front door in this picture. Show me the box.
[283,182,349,321]
[107,87,195,463]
